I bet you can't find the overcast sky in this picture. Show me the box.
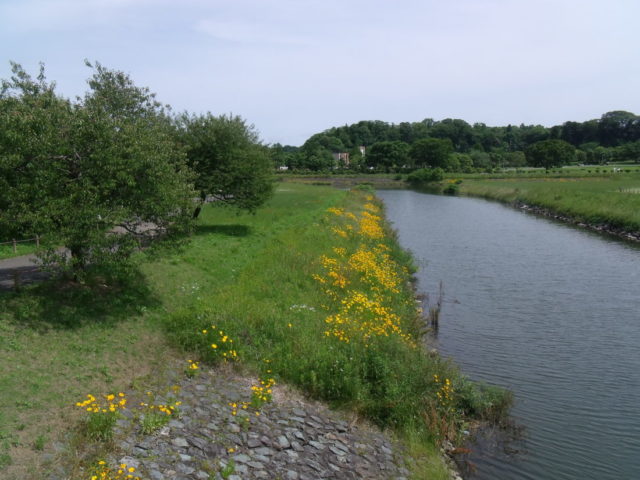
[1,0,639,145]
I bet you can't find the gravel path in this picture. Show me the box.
[91,364,412,480]
[0,253,50,291]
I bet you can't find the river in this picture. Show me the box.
[377,190,640,480]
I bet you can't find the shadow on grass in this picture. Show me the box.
[0,267,159,331]
[195,224,252,237]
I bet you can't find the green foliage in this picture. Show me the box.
[0,62,196,280]
[289,110,640,174]
[407,168,445,184]
[410,138,454,169]
[454,378,513,422]
[220,459,235,479]
[442,184,459,195]
[177,113,274,213]
[526,139,576,169]
[140,411,171,435]
[33,434,47,451]
[366,140,410,171]
[85,411,118,442]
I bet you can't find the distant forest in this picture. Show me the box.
[271,110,640,172]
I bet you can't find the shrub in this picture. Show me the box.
[406,168,444,185]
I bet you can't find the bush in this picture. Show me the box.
[406,168,444,185]
[443,184,459,195]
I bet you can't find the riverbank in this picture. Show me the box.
[0,183,508,479]
[455,175,640,242]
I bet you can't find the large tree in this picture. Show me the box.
[0,62,196,279]
[525,139,575,169]
[177,113,273,215]
[409,138,454,169]
[366,140,410,171]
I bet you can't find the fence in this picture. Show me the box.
[0,235,41,254]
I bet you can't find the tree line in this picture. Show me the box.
[0,62,273,281]
[271,112,640,172]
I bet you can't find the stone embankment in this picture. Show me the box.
[89,364,424,480]
[517,203,640,242]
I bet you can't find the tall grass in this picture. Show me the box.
[459,175,640,232]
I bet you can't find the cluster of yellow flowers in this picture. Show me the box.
[90,461,139,480]
[359,210,385,239]
[187,359,199,371]
[228,400,250,417]
[200,325,238,361]
[315,194,414,346]
[76,393,127,414]
[139,395,182,416]
[251,377,275,406]
[228,369,276,421]
[433,374,454,407]
[185,359,200,378]
[348,244,400,294]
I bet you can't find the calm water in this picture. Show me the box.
[377,190,640,480]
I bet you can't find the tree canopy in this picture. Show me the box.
[525,139,576,170]
[0,62,273,281]
[280,110,640,173]
[409,138,454,169]
[176,113,273,216]
[366,141,410,171]
[0,62,197,278]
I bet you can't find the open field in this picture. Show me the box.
[0,183,507,479]
[456,174,640,233]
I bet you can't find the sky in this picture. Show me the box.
[1,0,639,146]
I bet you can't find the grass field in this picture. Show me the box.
[0,183,508,479]
[456,173,640,232]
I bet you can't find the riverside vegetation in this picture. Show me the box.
[0,183,510,479]
[453,172,640,235]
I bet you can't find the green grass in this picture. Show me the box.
[0,183,509,479]
[457,174,640,231]
[0,242,39,260]
[447,165,640,180]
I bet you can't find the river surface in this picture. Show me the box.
[377,190,640,480]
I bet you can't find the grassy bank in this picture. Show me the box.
[456,174,640,233]
[0,183,509,479]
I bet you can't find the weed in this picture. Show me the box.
[33,434,47,451]
[139,390,181,434]
[220,459,235,479]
